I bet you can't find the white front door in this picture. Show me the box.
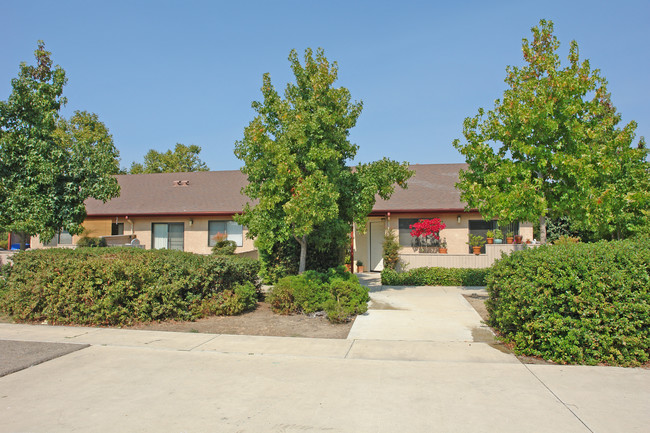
[369,221,385,271]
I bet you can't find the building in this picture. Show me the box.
[29,164,534,268]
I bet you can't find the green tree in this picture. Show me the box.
[453,20,647,243]
[129,143,209,173]
[235,48,411,274]
[581,137,649,240]
[0,42,120,247]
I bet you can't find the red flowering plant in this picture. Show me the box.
[409,218,446,252]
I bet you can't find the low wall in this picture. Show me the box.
[0,252,14,266]
[102,234,138,246]
[399,243,532,269]
[235,250,259,260]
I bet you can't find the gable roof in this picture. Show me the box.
[372,163,468,213]
[84,163,468,217]
[84,170,250,216]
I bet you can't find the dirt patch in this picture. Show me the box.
[463,293,554,365]
[463,293,489,322]
[126,302,353,339]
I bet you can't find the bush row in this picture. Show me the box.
[0,248,261,326]
[487,237,650,366]
[266,266,369,323]
[381,267,488,286]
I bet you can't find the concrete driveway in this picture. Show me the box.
[0,274,648,432]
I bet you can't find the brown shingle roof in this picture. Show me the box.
[84,163,468,216]
[84,170,250,216]
[371,163,468,212]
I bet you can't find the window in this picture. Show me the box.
[398,218,419,247]
[42,230,72,247]
[58,230,73,245]
[208,221,243,247]
[152,223,184,250]
[111,223,124,235]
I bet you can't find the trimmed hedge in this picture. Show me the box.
[76,236,107,248]
[0,248,261,326]
[381,267,489,286]
[487,238,650,366]
[267,266,369,323]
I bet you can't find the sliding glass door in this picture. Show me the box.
[152,223,184,251]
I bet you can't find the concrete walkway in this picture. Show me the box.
[0,274,648,432]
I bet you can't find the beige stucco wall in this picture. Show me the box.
[30,216,256,256]
[353,213,536,271]
[124,216,256,255]
[29,213,533,262]
[385,212,484,255]
[519,221,534,243]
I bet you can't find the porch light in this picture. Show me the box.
[457,215,461,224]
[189,219,194,227]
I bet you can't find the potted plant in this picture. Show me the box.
[486,230,494,244]
[467,234,486,255]
[506,230,514,244]
[494,228,503,244]
[344,254,351,272]
[514,233,523,244]
[356,260,364,273]
[438,238,448,254]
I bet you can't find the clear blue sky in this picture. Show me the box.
[2,0,648,171]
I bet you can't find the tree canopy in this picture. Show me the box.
[0,42,120,244]
[129,143,209,173]
[453,20,648,242]
[235,48,411,273]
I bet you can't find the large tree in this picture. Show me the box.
[453,20,647,243]
[0,42,120,246]
[235,48,411,273]
[129,143,209,173]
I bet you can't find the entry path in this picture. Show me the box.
[0,274,648,432]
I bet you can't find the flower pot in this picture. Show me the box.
[438,247,448,254]
[514,235,523,244]
[345,264,351,272]
[472,246,481,255]
[494,239,503,244]
[506,237,513,244]
[486,237,494,244]
[357,265,364,273]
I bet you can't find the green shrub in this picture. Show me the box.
[267,266,369,322]
[258,237,347,284]
[0,263,10,298]
[0,248,261,326]
[76,236,107,248]
[324,277,369,323]
[382,229,400,270]
[487,238,650,366]
[194,281,258,316]
[211,237,237,256]
[381,267,489,286]
[272,271,331,314]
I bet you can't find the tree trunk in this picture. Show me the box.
[298,235,307,274]
[539,215,547,244]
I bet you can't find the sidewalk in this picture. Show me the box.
[0,275,648,432]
